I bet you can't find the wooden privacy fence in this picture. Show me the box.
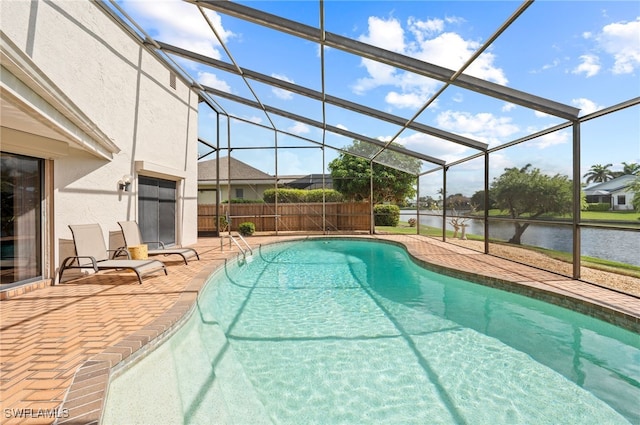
[198,202,371,233]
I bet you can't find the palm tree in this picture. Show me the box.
[621,162,640,176]
[583,163,614,184]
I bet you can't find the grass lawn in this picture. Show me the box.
[484,209,640,222]
[375,223,419,235]
[581,210,640,221]
[377,221,640,278]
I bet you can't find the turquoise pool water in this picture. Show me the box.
[103,239,640,424]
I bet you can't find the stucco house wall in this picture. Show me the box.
[611,188,635,211]
[1,1,199,284]
[198,183,273,203]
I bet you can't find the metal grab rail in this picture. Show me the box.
[222,232,253,258]
[234,232,253,256]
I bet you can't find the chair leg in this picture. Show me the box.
[132,270,143,284]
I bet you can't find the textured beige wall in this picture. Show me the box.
[1,1,199,274]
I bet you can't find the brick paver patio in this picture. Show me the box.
[1,234,638,424]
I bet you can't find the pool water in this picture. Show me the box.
[103,239,640,424]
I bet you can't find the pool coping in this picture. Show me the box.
[55,235,640,425]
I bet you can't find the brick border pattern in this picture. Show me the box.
[56,264,221,424]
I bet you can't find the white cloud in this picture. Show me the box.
[395,132,468,162]
[198,72,231,92]
[288,122,310,135]
[358,16,406,53]
[352,61,399,94]
[407,17,444,43]
[335,124,349,131]
[385,91,426,109]
[524,127,570,149]
[502,103,516,112]
[352,14,507,109]
[124,0,232,59]
[271,74,295,100]
[435,110,519,144]
[411,31,507,85]
[572,54,601,77]
[597,18,640,74]
[571,97,604,116]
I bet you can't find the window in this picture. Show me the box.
[1,152,43,286]
[617,195,626,205]
[235,188,244,199]
[138,176,176,247]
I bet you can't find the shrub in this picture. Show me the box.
[263,188,344,203]
[238,222,255,236]
[305,189,344,202]
[585,203,610,212]
[263,188,303,203]
[218,215,228,231]
[374,204,400,226]
[408,218,417,227]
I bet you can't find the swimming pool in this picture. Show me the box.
[102,238,639,424]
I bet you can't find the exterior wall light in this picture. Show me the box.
[118,174,133,192]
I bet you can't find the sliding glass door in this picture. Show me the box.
[138,176,176,247]
[1,152,43,286]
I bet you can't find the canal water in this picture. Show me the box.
[400,211,640,267]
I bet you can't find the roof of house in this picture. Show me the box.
[280,174,333,189]
[198,156,274,182]
[584,174,636,195]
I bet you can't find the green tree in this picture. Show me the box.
[446,193,471,210]
[329,140,421,204]
[621,162,640,176]
[491,164,573,244]
[418,196,438,209]
[583,163,614,184]
[470,189,495,210]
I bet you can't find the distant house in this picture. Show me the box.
[584,175,637,211]
[198,158,333,204]
[198,157,275,203]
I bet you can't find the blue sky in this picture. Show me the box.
[116,0,639,198]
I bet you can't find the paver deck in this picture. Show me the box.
[1,234,638,424]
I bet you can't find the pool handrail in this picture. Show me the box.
[223,232,253,258]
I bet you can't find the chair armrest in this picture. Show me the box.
[60,256,99,272]
[109,247,131,259]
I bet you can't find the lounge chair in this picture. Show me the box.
[117,221,200,265]
[58,223,168,284]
